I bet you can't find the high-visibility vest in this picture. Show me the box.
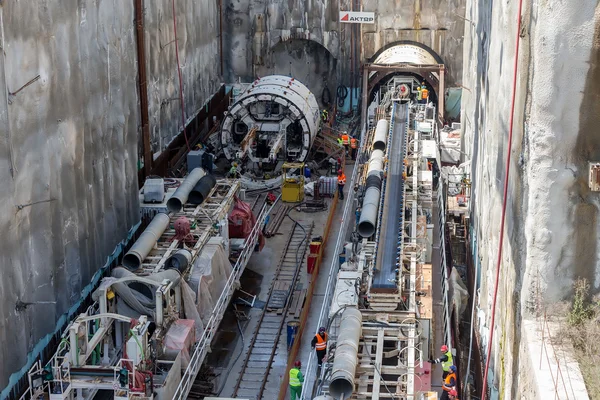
[315,333,328,350]
[422,88,429,99]
[338,174,346,185]
[443,372,457,392]
[337,138,343,146]
[442,350,453,371]
[341,134,349,145]
[289,368,302,387]
[350,138,357,149]
[416,87,423,100]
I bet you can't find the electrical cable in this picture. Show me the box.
[217,316,245,396]
[171,0,191,152]
[480,0,524,397]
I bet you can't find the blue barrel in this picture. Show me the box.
[287,321,300,350]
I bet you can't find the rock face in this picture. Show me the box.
[0,0,220,391]
[462,0,600,397]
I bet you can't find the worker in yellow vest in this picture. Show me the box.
[350,137,358,160]
[428,344,453,378]
[416,85,423,103]
[289,360,304,400]
[311,327,328,366]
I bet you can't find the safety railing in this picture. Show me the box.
[172,202,270,399]
[300,123,367,399]
[437,178,453,350]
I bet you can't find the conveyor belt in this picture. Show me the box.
[373,103,407,289]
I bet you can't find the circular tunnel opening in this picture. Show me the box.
[368,71,439,106]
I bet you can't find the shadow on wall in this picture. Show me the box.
[571,19,600,292]
[257,39,337,109]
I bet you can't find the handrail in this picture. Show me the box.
[172,201,269,399]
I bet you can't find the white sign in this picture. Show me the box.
[339,11,375,24]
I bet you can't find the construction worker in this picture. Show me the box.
[289,360,304,400]
[228,162,240,178]
[421,82,429,104]
[449,389,459,400]
[321,109,329,122]
[337,136,343,147]
[341,132,350,156]
[440,365,457,400]
[337,169,346,200]
[350,136,358,160]
[416,85,423,103]
[428,344,453,378]
[311,327,328,366]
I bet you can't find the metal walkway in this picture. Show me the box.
[231,220,313,400]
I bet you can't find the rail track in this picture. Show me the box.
[231,219,313,400]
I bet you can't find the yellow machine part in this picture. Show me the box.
[282,162,305,203]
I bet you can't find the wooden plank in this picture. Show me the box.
[294,290,306,319]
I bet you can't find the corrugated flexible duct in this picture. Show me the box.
[123,213,170,270]
[167,167,206,212]
[372,119,389,151]
[357,149,385,238]
[329,307,362,399]
[189,174,217,204]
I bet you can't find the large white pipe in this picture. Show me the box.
[329,307,362,399]
[357,149,385,238]
[166,168,206,212]
[123,213,170,270]
[372,119,389,151]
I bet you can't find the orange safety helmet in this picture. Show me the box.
[441,345,448,352]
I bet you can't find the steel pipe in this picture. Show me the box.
[372,119,389,151]
[189,174,217,204]
[357,149,384,238]
[166,168,206,212]
[165,249,192,273]
[329,307,362,399]
[123,213,170,270]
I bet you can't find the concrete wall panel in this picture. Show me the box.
[0,0,140,389]
[144,0,221,152]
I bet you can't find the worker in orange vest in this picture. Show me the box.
[350,137,358,160]
[440,365,457,400]
[421,82,429,104]
[311,327,328,366]
[337,169,346,200]
[341,133,350,156]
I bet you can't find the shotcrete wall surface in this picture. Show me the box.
[0,0,221,392]
[145,0,221,152]
[462,0,600,397]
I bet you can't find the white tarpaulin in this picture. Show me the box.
[440,128,461,164]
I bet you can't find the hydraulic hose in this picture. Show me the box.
[481,0,524,398]
[337,85,349,108]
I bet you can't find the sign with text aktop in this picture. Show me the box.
[339,11,375,24]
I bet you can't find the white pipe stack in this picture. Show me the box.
[372,119,389,151]
[357,149,385,238]
[329,307,363,399]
